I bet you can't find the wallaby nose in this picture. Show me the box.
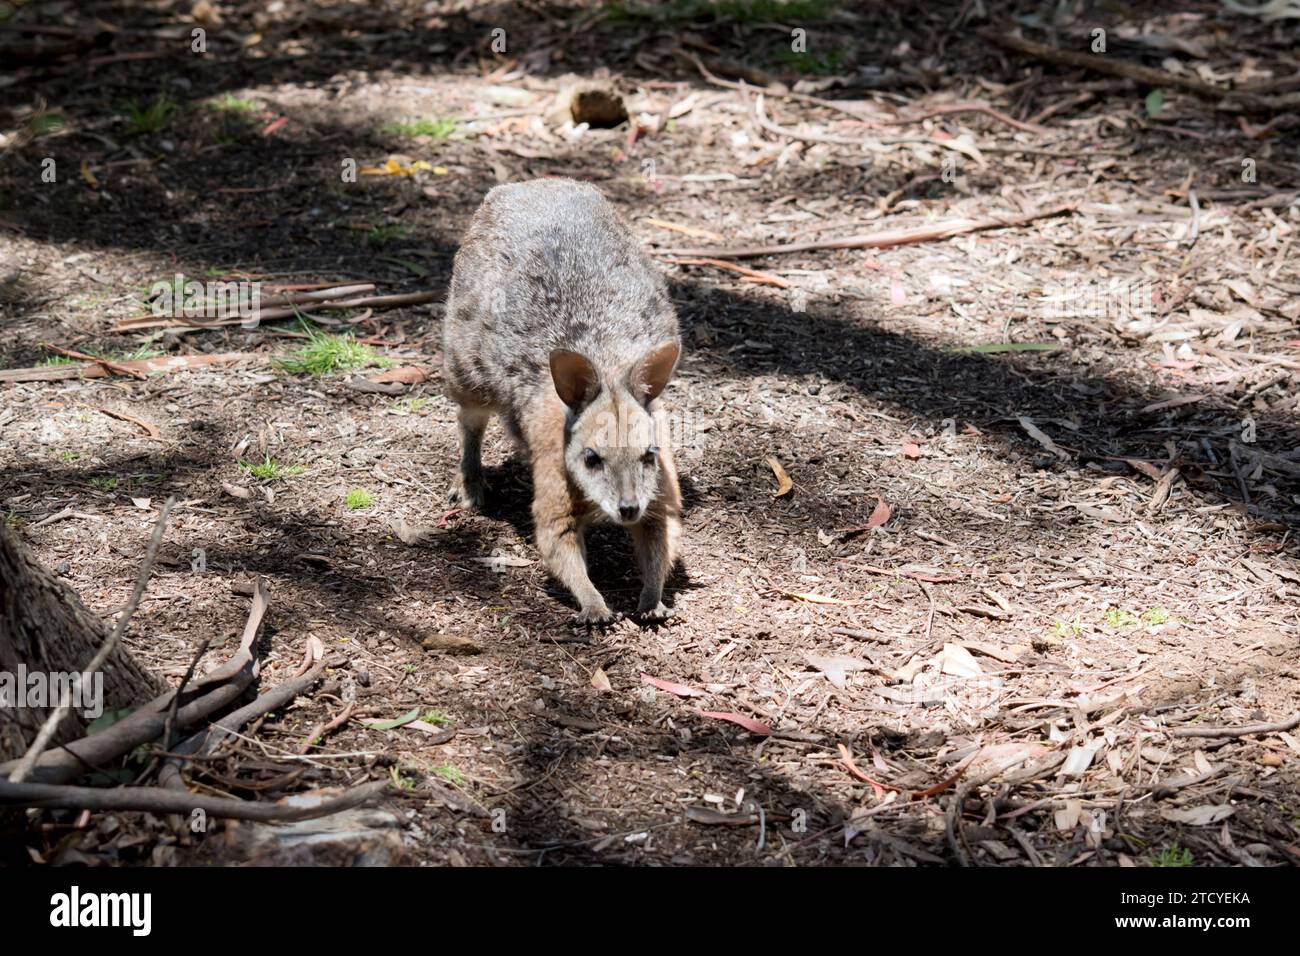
[618,502,640,522]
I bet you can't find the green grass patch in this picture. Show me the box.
[38,345,161,367]
[432,763,465,786]
[1141,607,1171,626]
[1104,607,1139,628]
[1053,616,1082,639]
[240,456,305,481]
[366,223,409,248]
[345,487,373,510]
[391,396,432,414]
[123,92,179,134]
[772,47,846,75]
[378,116,457,139]
[89,476,119,492]
[208,93,260,114]
[58,450,82,462]
[390,767,418,791]
[276,325,391,376]
[1152,844,1193,867]
[30,113,67,138]
[421,709,450,726]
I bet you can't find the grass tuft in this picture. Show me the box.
[123,92,179,134]
[378,117,457,139]
[345,487,373,510]
[1152,844,1193,867]
[276,325,390,376]
[240,456,305,481]
[366,223,408,248]
[208,93,259,114]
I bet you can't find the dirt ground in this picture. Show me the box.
[2,0,1299,866]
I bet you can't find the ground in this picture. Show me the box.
[1,0,1298,866]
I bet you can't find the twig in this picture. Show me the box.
[40,344,147,380]
[683,50,884,124]
[186,661,329,761]
[979,27,1297,113]
[0,778,390,822]
[656,205,1073,259]
[0,578,270,786]
[877,102,1050,135]
[163,637,211,752]
[1169,712,1300,739]
[666,257,793,288]
[298,702,356,756]
[8,497,175,784]
[115,290,438,331]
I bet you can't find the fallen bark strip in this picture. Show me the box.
[1169,711,1300,738]
[0,578,270,786]
[0,779,390,822]
[41,345,148,380]
[114,291,439,331]
[979,28,1298,113]
[0,352,254,383]
[655,205,1073,259]
[115,284,376,328]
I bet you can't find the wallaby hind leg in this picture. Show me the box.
[451,405,491,510]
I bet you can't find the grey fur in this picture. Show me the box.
[443,178,678,422]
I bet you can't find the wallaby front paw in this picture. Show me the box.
[449,479,485,512]
[636,598,674,621]
[574,601,615,626]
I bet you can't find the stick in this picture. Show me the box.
[0,779,391,822]
[666,257,793,288]
[299,702,357,756]
[0,578,270,786]
[0,352,255,383]
[191,661,329,760]
[115,291,439,331]
[1169,712,1300,738]
[41,344,147,380]
[8,497,175,784]
[877,102,1049,135]
[979,28,1297,113]
[655,205,1073,259]
[163,637,211,752]
[158,661,329,793]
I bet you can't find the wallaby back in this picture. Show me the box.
[442,177,679,419]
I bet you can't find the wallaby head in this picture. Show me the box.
[549,340,680,526]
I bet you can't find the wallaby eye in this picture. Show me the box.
[583,448,603,469]
[642,447,658,466]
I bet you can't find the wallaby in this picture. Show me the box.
[442,179,683,624]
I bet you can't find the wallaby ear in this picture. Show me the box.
[549,350,600,410]
[630,340,680,404]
